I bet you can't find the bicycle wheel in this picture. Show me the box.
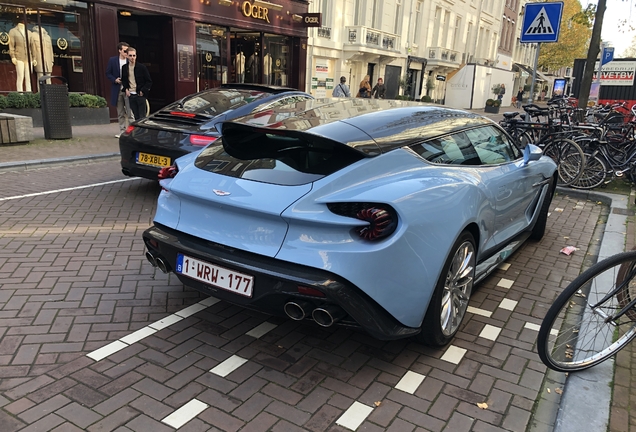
[507,127,533,148]
[570,153,608,190]
[542,138,586,186]
[538,251,636,372]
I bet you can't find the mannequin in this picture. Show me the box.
[263,53,272,85]
[234,51,245,83]
[9,23,36,91]
[246,52,258,83]
[31,26,54,89]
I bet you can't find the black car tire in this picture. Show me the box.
[418,231,475,347]
[530,176,556,241]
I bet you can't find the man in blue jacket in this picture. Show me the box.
[106,42,133,138]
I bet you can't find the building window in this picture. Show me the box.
[372,0,381,29]
[394,0,402,34]
[320,0,331,27]
[414,1,423,43]
[354,0,362,25]
[452,17,461,51]
[432,7,442,47]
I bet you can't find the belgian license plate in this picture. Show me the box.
[136,152,171,167]
[175,254,254,297]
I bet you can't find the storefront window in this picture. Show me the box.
[264,34,289,86]
[0,2,86,93]
[196,23,227,91]
[231,31,260,84]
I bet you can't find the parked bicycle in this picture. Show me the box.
[538,249,636,372]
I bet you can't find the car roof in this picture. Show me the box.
[223,98,493,155]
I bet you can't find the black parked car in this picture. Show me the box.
[119,84,313,180]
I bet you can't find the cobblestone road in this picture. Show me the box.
[0,160,605,431]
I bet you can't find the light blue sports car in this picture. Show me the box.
[143,99,557,346]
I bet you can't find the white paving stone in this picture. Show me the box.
[499,298,518,311]
[87,340,128,361]
[119,326,157,345]
[246,322,277,339]
[498,263,511,271]
[210,355,248,377]
[497,278,514,289]
[162,399,209,429]
[336,401,374,430]
[395,371,426,394]
[467,306,493,318]
[149,314,184,330]
[440,345,467,364]
[199,296,220,307]
[524,322,541,332]
[479,324,502,341]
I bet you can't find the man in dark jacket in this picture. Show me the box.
[105,42,133,138]
[121,47,152,121]
[372,77,386,99]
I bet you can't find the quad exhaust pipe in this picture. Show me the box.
[145,251,157,267]
[312,305,346,327]
[284,300,313,320]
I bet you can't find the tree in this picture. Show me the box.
[537,0,593,71]
[623,34,636,57]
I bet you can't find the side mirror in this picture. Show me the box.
[523,144,542,165]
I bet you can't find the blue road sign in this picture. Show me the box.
[520,2,564,43]
[601,47,615,65]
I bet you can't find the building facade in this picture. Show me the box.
[0,0,310,116]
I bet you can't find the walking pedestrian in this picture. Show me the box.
[498,83,506,101]
[121,47,152,121]
[516,87,524,108]
[357,75,372,98]
[372,77,386,99]
[105,42,134,138]
[332,76,351,97]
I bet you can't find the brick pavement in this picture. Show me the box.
[0,157,608,431]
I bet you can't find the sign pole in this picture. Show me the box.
[529,42,541,104]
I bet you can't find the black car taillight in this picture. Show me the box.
[327,203,398,241]
[189,134,218,147]
[122,125,135,136]
[158,164,178,180]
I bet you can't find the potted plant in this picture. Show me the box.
[485,98,500,113]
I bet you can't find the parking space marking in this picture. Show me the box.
[245,322,277,339]
[0,178,138,201]
[119,326,158,345]
[498,263,511,271]
[336,401,374,431]
[440,345,467,364]
[479,324,502,341]
[87,297,219,361]
[499,298,518,311]
[87,340,128,362]
[210,355,248,377]
[162,399,209,429]
[467,306,493,318]
[497,278,514,289]
[395,371,426,394]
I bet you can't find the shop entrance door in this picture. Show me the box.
[118,13,172,112]
[231,31,261,84]
[385,65,401,99]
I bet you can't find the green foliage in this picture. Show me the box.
[6,92,27,108]
[421,95,432,102]
[81,94,107,108]
[68,93,86,107]
[0,94,6,109]
[493,99,502,107]
[486,99,495,107]
[394,95,412,101]
[24,92,40,108]
[491,84,503,96]
[425,78,435,91]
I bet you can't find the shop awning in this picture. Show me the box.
[513,62,535,77]
[536,70,551,82]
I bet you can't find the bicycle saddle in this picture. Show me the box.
[502,112,521,119]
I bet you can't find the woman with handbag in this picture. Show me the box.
[356,75,372,98]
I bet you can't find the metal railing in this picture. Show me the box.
[346,26,400,51]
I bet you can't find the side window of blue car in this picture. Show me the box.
[410,132,480,166]
[465,126,520,165]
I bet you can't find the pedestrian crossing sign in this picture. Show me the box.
[520,2,564,43]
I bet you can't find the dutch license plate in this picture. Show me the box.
[136,152,171,167]
[176,253,254,297]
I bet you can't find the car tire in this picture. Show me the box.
[418,231,475,347]
[530,175,556,241]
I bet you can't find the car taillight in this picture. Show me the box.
[158,164,178,180]
[170,111,196,118]
[123,125,135,136]
[327,203,398,241]
[189,134,218,146]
